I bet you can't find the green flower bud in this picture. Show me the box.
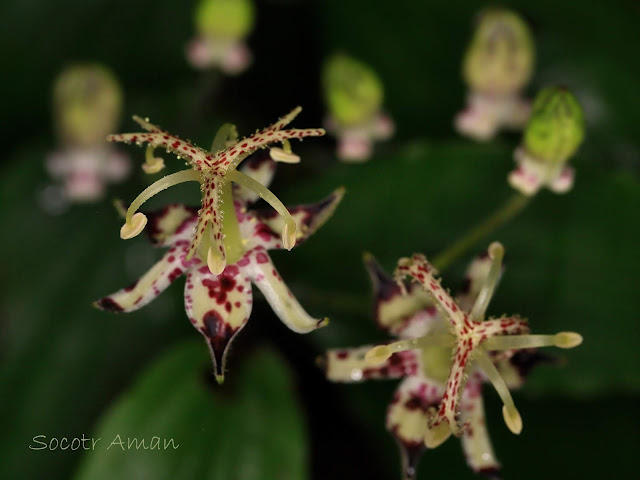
[463,8,534,95]
[53,64,122,147]
[323,54,384,127]
[523,86,585,165]
[195,0,254,40]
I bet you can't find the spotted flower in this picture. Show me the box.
[455,9,534,141]
[96,110,343,381]
[323,243,581,479]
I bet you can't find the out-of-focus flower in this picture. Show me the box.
[323,54,394,162]
[46,64,129,202]
[323,244,581,479]
[186,0,254,74]
[455,9,535,141]
[508,86,585,196]
[96,110,342,381]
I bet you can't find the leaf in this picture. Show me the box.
[73,342,307,480]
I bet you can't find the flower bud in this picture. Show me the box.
[323,54,384,127]
[195,0,254,40]
[53,64,122,147]
[463,8,534,96]
[523,86,585,165]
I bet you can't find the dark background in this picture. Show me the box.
[1,0,639,479]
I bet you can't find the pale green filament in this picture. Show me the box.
[483,332,583,350]
[125,169,202,224]
[226,169,297,249]
[365,334,454,365]
[219,180,244,264]
[475,347,522,434]
[211,123,238,153]
[469,242,504,322]
[281,139,293,154]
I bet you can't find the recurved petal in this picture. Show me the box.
[321,346,419,383]
[94,244,192,313]
[144,203,198,246]
[460,378,501,478]
[244,248,327,333]
[234,152,276,204]
[386,376,444,480]
[364,253,435,337]
[184,263,253,383]
[245,187,345,251]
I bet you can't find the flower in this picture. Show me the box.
[455,9,535,141]
[96,151,344,382]
[186,0,254,74]
[322,54,394,162]
[322,243,581,479]
[96,109,343,381]
[108,107,325,276]
[508,86,585,196]
[47,64,130,202]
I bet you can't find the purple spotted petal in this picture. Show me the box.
[243,247,327,333]
[94,242,195,312]
[386,376,444,480]
[496,348,558,390]
[460,377,501,478]
[322,346,419,383]
[144,203,198,246]
[184,263,253,382]
[244,187,345,251]
[364,253,436,338]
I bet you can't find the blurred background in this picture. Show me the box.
[1,0,639,479]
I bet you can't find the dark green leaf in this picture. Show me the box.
[73,342,307,480]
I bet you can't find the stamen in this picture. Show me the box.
[121,169,201,239]
[142,146,165,174]
[211,123,238,153]
[365,334,454,365]
[475,347,522,434]
[270,139,300,163]
[120,212,147,239]
[469,242,504,322]
[226,169,297,250]
[482,331,583,351]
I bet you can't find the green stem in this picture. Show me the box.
[432,193,531,272]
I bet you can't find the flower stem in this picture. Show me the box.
[432,193,531,272]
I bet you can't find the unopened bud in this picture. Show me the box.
[195,0,254,40]
[323,54,384,127]
[524,86,585,165]
[53,64,122,146]
[463,8,534,95]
